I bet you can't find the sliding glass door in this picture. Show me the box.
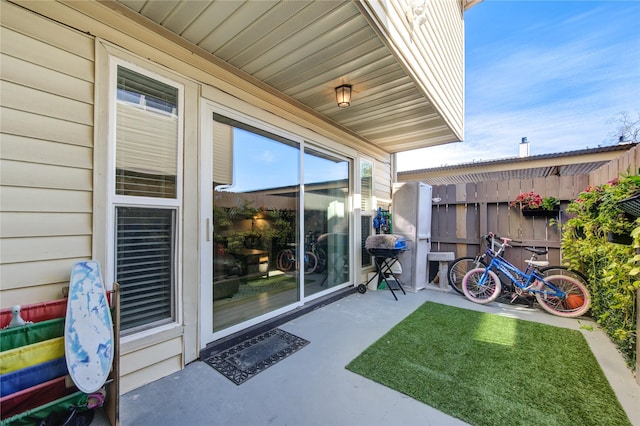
[201,105,353,342]
[211,115,300,333]
[303,148,350,297]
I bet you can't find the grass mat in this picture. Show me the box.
[346,302,631,426]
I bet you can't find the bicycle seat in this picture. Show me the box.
[525,259,549,267]
[525,247,548,255]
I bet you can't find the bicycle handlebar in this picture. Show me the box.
[485,232,522,245]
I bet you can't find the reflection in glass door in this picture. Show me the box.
[303,148,350,297]
[211,115,300,333]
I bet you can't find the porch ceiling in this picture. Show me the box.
[114,0,460,154]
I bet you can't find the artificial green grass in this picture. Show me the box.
[346,302,631,426]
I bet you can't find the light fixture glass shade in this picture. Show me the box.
[335,84,352,108]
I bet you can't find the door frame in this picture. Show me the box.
[198,96,357,349]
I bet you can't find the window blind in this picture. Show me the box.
[116,207,175,332]
[116,66,178,198]
[212,120,233,185]
[361,161,373,211]
[361,216,372,267]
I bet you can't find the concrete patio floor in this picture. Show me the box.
[104,287,639,426]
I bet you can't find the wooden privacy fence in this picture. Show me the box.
[428,145,640,266]
[429,175,589,267]
[589,143,640,185]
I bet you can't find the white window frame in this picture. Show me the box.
[105,56,184,340]
[359,157,375,269]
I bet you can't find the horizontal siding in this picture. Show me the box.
[1,134,93,169]
[1,1,189,397]
[0,3,94,306]
[120,338,183,376]
[0,281,81,308]
[1,159,93,190]
[1,212,92,238]
[120,355,182,395]
[1,107,93,147]
[0,26,94,81]
[363,0,463,142]
[1,80,93,125]
[0,54,94,104]
[1,236,92,264]
[1,1,94,61]
[1,186,93,213]
[0,257,89,290]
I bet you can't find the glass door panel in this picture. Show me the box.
[212,115,300,333]
[303,147,350,297]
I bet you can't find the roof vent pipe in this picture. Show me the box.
[519,137,530,157]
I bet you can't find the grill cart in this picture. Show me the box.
[358,235,408,300]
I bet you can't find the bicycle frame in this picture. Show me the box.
[481,253,567,299]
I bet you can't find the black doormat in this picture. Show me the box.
[204,328,309,385]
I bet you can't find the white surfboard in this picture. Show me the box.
[64,261,114,394]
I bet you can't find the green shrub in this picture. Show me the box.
[561,174,638,369]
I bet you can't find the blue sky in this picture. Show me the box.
[396,0,640,171]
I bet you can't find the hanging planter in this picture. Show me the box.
[616,192,640,218]
[510,192,560,218]
[606,231,633,245]
[521,206,560,218]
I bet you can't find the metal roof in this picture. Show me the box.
[397,143,638,185]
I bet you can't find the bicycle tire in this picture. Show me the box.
[277,249,294,271]
[535,275,591,318]
[448,256,489,295]
[303,251,318,274]
[314,246,327,272]
[462,268,502,304]
[539,266,588,288]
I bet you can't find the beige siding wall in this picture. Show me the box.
[0,1,187,395]
[0,1,94,304]
[361,0,464,143]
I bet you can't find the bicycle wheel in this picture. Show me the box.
[535,275,591,318]
[314,247,327,272]
[448,256,488,295]
[539,266,588,288]
[462,268,502,304]
[277,249,294,271]
[303,251,318,274]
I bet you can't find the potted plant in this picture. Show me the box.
[616,176,640,218]
[510,192,560,217]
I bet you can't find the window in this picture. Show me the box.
[360,160,373,212]
[115,66,178,198]
[112,63,182,334]
[360,159,373,267]
[211,114,300,332]
[116,207,175,330]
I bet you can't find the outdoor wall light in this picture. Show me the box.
[335,84,352,108]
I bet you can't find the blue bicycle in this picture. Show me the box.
[462,233,591,318]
